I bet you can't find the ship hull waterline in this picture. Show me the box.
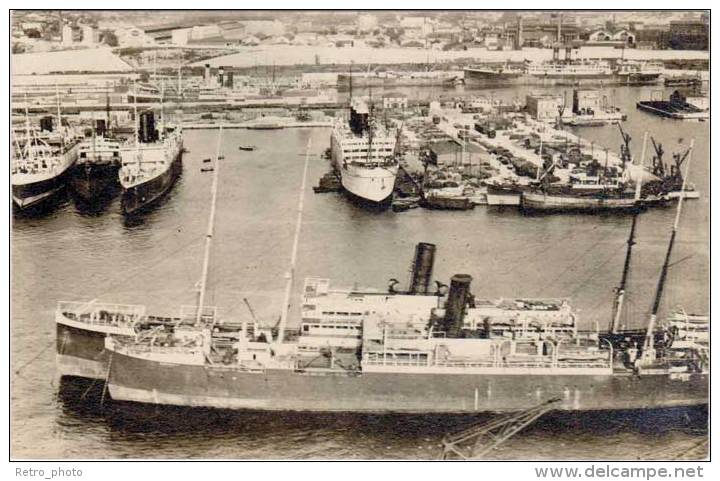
[337,164,398,205]
[12,169,72,210]
[70,164,120,202]
[121,152,182,215]
[107,351,707,413]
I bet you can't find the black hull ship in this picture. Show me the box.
[119,110,183,215]
[71,132,122,202]
[121,155,182,215]
[12,115,80,210]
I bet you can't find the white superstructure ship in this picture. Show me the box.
[330,98,399,204]
[11,117,80,209]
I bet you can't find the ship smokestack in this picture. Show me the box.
[218,67,224,88]
[40,116,54,132]
[226,70,234,89]
[204,64,211,86]
[443,274,472,337]
[96,118,107,137]
[409,242,436,294]
[139,111,157,143]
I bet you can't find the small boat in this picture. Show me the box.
[203,158,212,163]
[201,167,214,173]
[238,145,256,151]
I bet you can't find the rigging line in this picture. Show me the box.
[567,244,626,299]
[535,229,621,296]
[14,338,56,377]
[85,232,206,302]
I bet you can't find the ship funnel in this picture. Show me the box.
[139,111,158,143]
[409,242,436,294]
[218,67,224,88]
[443,274,472,337]
[40,116,54,133]
[96,119,107,137]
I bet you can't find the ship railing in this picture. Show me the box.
[362,353,611,370]
[120,344,204,359]
[57,300,147,326]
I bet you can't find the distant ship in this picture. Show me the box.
[337,70,460,90]
[119,110,183,215]
[12,114,80,210]
[520,130,677,214]
[464,59,662,87]
[331,98,399,204]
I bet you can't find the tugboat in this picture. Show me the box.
[119,90,183,215]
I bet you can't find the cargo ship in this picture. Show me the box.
[520,130,674,214]
[337,70,460,90]
[119,110,183,215]
[330,98,399,204]
[464,59,662,87]
[12,113,80,210]
[70,121,122,202]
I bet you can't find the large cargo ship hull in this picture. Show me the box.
[121,153,182,215]
[108,351,707,413]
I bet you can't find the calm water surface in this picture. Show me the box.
[11,86,708,459]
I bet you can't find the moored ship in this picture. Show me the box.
[464,59,662,87]
[103,261,707,412]
[331,98,400,205]
[119,110,183,215]
[12,114,80,210]
[337,70,460,90]
[70,122,122,202]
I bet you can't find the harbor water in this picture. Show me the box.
[11,86,708,459]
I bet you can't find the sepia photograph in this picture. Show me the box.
[8,4,711,465]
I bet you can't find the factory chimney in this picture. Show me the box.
[409,242,436,295]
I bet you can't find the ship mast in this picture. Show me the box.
[105,83,111,135]
[610,132,648,333]
[177,63,182,98]
[277,138,312,344]
[640,138,694,363]
[55,84,62,133]
[195,126,223,326]
[133,80,140,168]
